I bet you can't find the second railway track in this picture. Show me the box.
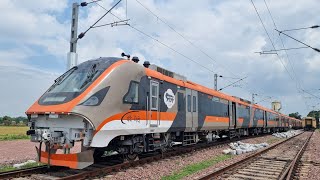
[199,131,313,180]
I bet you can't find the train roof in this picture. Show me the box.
[303,117,316,120]
[86,57,300,121]
[144,62,299,119]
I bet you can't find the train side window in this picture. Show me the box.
[178,92,184,111]
[187,95,191,112]
[150,81,159,110]
[123,81,139,104]
[193,96,197,112]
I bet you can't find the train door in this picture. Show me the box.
[186,89,192,130]
[264,111,267,127]
[149,80,160,127]
[229,102,236,129]
[191,90,198,131]
[186,89,198,131]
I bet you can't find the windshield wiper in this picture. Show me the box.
[79,63,98,90]
[48,66,78,92]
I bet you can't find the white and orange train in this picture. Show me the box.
[26,57,302,169]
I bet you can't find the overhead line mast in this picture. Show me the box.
[67,0,122,70]
[67,3,80,70]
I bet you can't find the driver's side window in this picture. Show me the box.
[123,81,139,104]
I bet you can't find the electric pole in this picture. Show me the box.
[214,74,218,90]
[67,3,79,70]
[252,93,258,104]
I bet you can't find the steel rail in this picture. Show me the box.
[198,131,309,180]
[0,165,49,179]
[58,135,264,180]
[0,132,285,179]
[281,131,313,180]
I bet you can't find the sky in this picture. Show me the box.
[0,0,319,117]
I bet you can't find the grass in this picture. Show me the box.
[266,137,280,144]
[0,126,29,141]
[161,154,232,180]
[0,162,42,173]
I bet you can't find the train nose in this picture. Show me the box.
[27,113,94,147]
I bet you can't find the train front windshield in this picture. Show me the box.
[38,58,121,105]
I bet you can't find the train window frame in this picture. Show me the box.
[123,81,139,104]
[220,98,228,104]
[178,92,184,112]
[212,96,220,102]
[150,80,159,110]
[193,96,197,112]
[187,95,191,112]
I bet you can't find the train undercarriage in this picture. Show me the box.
[93,127,289,162]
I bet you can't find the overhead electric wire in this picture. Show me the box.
[280,25,320,32]
[250,0,296,83]
[91,1,220,75]
[251,0,313,111]
[134,0,239,78]
[275,29,320,53]
[92,0,270,100]
[264,0,302,87]
[128,25,221,74]
[302,89,320,100]
[77,0,122,39]
[134,0,270,98]
[255,46,308,54]
[218,77,248,91]
[261,0,320,112]
[263,0,320,108]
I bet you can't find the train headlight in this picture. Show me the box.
[83,96,99,106]
[79,86,110,106]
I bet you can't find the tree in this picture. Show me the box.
[307,110,320,119]
[288,112,302,119]
[3,116,11,126]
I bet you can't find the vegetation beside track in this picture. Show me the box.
[0,162,41,173]
[0,126,29,141]
[161,154,232,180]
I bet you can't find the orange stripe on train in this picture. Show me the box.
[26,60,128,114]
[40,151,78,169]
[95,111,177,132]
[204,116,229,123]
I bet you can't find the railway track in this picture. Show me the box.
[1,133,275,180]
[198,131,313,180]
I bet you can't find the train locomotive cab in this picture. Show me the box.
[26,57,133,169]
[302,117,316,131]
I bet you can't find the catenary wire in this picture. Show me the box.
[134,0,239,78]
[92,0,271,99]
[263,0,319,110]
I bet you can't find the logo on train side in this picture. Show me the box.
[164,89,175,108]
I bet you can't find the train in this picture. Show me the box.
[25,56,302,169]
[302,117,316,130]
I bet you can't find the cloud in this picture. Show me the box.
[0,0,319,117]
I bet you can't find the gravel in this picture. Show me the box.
[300,130,320,180]
[0,140,81,166]
[101,135,280,180]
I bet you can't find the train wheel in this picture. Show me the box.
[93,148,105,162]
[125,153,139,161]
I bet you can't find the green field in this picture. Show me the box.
[0,126,29,141]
